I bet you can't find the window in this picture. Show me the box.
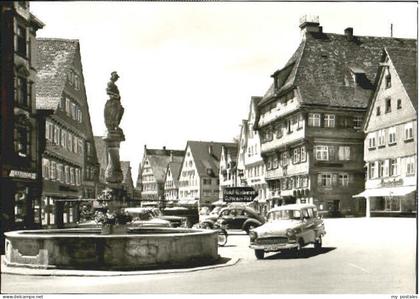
[390,159,398,176]
[315,146,329,161]
[405,123,413,141]
[388,127,396,145]
[385,98,391,113]
[266,157,272,170]
[281,152,289,166]
[308,113,321,127]
[385,74,391,89]
[339,173,349,186]
[275,123,283,138]
[45,121,54,141]
[319,174,332,187]
[368,133,376,149]
[353,116,363,129]
[53,125,60,145]
[70,168,75,185]
[376,106,381,116]
[50,161,57,180]
[57,164,64,183]
[16,25,27,57]
[15,77,28,107]
[293,148,300,164]
[272,155,278,169]
[302,176,308,187]
[338,146,350,161]
[377,130,386,146]
[406,156,415,175]
[42,158,50,179]
[378,161,384,177]
[281,178,287,190]
[297,114,304,129]
[369,162,376,179]
[65,98,71,116]
[61,129,66,148]
[300,147,306,162]
[14,123,30,157]
[397,99,402,109]
[324,114,335,128]
[67,132,73,152]
[287,119,293,134]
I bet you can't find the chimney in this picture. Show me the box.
[299,15,321,35]
[163,146,166,151]
[344,27,353,41]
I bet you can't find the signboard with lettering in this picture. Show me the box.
[223,187,258,203]
[9,170,36,180]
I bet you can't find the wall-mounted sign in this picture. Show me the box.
[381,178,403,187]
[223,187,258,203]
[9,170,36,180]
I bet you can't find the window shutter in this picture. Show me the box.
[313,147,317,160]
[317,174,322,185]
[384,160,389,177]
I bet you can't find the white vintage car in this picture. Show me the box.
[249,203,326,259]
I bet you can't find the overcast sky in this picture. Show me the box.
[30,1,417,182]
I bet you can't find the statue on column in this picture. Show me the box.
[104,71,124,133]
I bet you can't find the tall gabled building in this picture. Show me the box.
[255,16,416,216]
[0,2,44,252]
[121,161,134,203]
[355,47,417,217]
[236,97,269,215]
[178,141,236,207]
[163,154,184,203]
[139,146,184,208]
[36,38,99,227]
[219,143,238,199]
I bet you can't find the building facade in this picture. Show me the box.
[236,97,269,215]
[163,155,183,203]
[255,17,416,216]
[36,38,98,227]
[355,47,417,217]
[219,143,238,199]
[121,161,135,203]
[0,1,44,252]
[140,146,184,208]
[178,141,236,207]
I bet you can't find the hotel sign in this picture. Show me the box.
[223,187,258,203]
[9,170,36,180]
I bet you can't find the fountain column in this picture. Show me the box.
[99,71,128,233]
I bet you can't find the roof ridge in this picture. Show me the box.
[323,32,416,41]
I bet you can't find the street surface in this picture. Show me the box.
[1,218,417,294]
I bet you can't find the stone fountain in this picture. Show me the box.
[3,72,219,271]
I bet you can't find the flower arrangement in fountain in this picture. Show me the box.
[95,188,132,225]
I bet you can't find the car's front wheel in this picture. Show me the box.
[314,236,322,250]
[255,249,265,260]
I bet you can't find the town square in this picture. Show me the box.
[0,1,417,296]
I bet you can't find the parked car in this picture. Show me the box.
[150,208,188,228]
[162,207,199,228]
[249,203,326,259]
[200,204,265,234]
[124,207,171,227]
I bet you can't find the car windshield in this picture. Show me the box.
[129,211,153,221]
[267,210,301,221]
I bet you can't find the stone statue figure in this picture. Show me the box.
[104,71,124,132]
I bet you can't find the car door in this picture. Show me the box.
[301,208,316,244]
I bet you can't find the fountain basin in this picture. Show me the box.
[4,227,218,270]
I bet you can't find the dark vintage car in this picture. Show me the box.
[249,203,326,259]
[162,207,199,228]
[200,204,265,233]
[150,208,188,228]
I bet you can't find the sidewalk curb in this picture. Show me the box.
[1,256,240,277]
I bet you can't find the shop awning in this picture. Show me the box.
[353,186,416,198]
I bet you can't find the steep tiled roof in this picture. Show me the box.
[144,148,185,183]
[35,38,79,110]
[386,47,417,111]
[187,141,237,178]
[259,31,416,109]
[167,158,183,185]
